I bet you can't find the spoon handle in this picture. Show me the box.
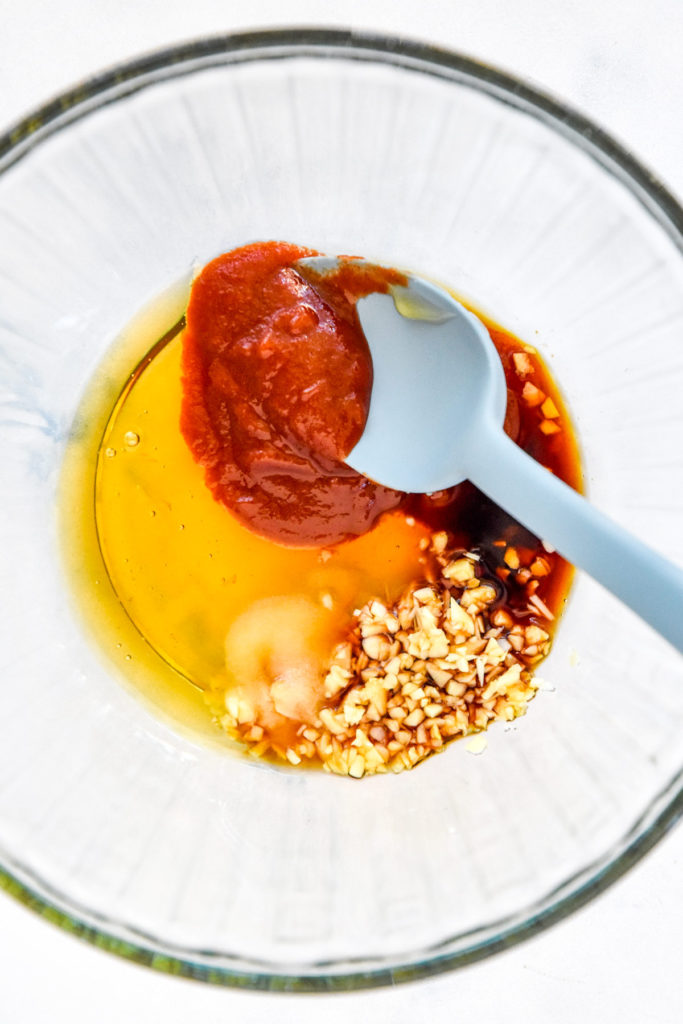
[467,427,683,654]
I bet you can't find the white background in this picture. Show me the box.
[1,2,682,1021]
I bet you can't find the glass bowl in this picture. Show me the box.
[1,28,682,991]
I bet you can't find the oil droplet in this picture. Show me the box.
[124,430,140,448]
[104,447,116,458]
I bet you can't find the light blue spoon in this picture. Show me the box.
[298,256,683,654]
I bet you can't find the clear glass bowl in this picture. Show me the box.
[1,29,682,990]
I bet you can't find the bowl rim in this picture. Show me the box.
[1,25,682,993]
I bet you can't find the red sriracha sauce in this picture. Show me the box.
[180,241,406,546]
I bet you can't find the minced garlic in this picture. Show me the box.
[214,534,552,778]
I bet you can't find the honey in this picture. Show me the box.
[60,282,431,746]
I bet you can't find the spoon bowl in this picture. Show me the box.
[298,256,683,654]
[298,256,507,492]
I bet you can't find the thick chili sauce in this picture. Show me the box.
[180,241,405,546]
[181,241,581,624]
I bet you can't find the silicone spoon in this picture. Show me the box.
[297,256,683,654]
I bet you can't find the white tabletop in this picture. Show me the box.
[1,2,682,1021]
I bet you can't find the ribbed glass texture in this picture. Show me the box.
[0,34,682,988]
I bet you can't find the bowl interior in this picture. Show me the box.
[1,34,682,988]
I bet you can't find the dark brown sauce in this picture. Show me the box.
[410,320,581,624]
